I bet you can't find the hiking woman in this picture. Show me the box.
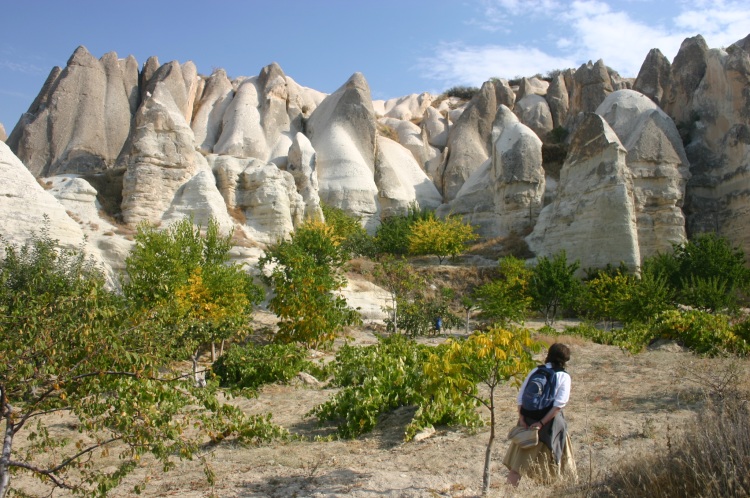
[504,342,576,486]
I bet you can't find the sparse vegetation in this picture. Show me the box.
[442,85,480,100]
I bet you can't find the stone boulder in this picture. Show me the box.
[0,141,116,282]
[142,59,201,124]
[527,114,640,274]
[379,117,440,173]
[596,90,690,258]
[436,160,497,234]
[421,106,449,148]
[513,95,554,141]
[161,170,235,233]
[236,162,304,244]
[545,74,569,129]
[213,63,299,166]
[569,59,614,118]
[663,35,709,124]
[440,81,497,201]
[494,78,516,110]
[492,115,545,237]
[191,69,235,153]
[734,33,750,53]
[515,77,549,100]
[377,93,433,121]
[374,136,442,218]
[8,46,137,177]
[120,82,202,225]
[287,132,324,222]
[634,48,671,108]
[306,73,380,231]
[682,43,750,255]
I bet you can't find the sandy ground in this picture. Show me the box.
[10,317,750,498]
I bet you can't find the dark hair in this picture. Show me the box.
[545,343,570,369]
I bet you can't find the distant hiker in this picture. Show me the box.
[504,343,576,486]
[434,316,443,334]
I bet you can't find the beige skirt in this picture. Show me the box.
[502,432,577,483]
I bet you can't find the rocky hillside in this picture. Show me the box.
[1,33,749,281]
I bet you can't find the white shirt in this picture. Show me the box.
[516,363,571,409]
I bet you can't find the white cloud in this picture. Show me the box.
[418,43,577,87]
[420,0,750,89]
[0,60,46,74]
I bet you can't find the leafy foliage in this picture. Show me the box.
[529,251,581,324]
[424,326,543,494]
[123,217,263,362]
[443,85,480,100]
[474,256,533,326]
[308,335,479,439]
[0,227,283,497]
[259,221,361,349]
[408,215,477,264]
[212,343,312,392]
[373,204,431,256]
[648,233,750,312]
[321,203,375,258]
[372,256,423,335]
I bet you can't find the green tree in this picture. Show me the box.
[373,203,430,255]
[321,203,375,258]
[0,228,283,497]
[424,326,542,496]
[474,256,533,326]
[123,217,263,373]
[529,251,581,324]
[259,221,361,349]
[372,255,422,335]
[649,233,750,312]
[408,215,477,264]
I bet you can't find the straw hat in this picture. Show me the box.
[507,425,539,449]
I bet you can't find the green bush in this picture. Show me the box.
[212,343,312,391]
[647,233,750,312]
[321,203,376,258]
[651,309,746,355]
[308,335,478,439]
[443,85,480,100]
[374,204,432,256]
[529,251,582,324]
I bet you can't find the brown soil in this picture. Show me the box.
[10,318,750,498]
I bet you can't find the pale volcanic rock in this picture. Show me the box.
[236,162,304,244]
[546,74,569,129]
[208,154,257,210]
[9,47,135,177]
[513,94,554,140]
[0,142,116,281]
[441,81,497,201]
[378,117,440,172]
[378,93,433,121]
[492,117,545,237]
[569,59,614,117]
[494,78,516,110]
[162,170,235,233]
[143,60,199,123]
[527,113,640,274]
[0,123,6,142]
[287,132,324,222]
[515,77,549,100]
[374,136,442,218]
[306,73,380,231]
[596,90,690,258]
[422,106,449,148]
[683,43,750,255]
[120,82,201,225]
[191,69,235,153]
[436,159,498,235]
[663,35,709,124]
[734,33,750,53]
[634,48,671,107]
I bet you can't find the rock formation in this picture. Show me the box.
[306,73,380,231]
[3,33,750,278]
[527,114,640,273]
[0,122,7,142]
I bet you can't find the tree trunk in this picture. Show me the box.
[466,309,470,335]
[1,390,15,498]
[211,342,216,362]
[392,295,398,335]
[482,389,496,496]
[220,340,226,357]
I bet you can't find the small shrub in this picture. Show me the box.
[376,122,399,141]
[442,85,480,100]
[212,343,312,391]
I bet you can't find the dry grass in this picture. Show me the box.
[466,233,535,260]
[376,122,399,142]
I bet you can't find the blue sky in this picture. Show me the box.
[1,0,748,132]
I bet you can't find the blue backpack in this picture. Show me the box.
[520,365,560,419]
